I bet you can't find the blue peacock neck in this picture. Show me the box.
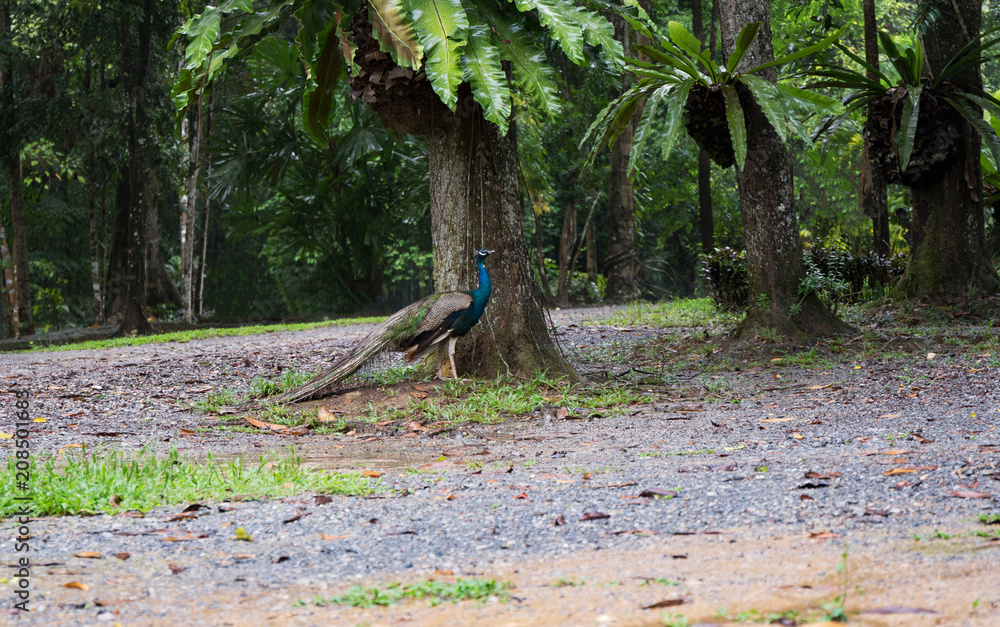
[469,256,492,309]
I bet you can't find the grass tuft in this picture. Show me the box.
[0,447,373,518]
[314,578,509,608]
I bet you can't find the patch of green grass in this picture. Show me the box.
[194,388,238,413]
[28,316,386,353]
[0,447,373,518]
[717,608,801,624]
[359,364,420,386]
[979,513,1000,525]
[553,576,587,587]
[314,578,509,608]
[602,298,739,329]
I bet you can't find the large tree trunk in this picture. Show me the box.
[349,11,575,379]
[4,157,33,335]
[719,0,850,340]
[604,13,639,303]
[860,0,890,256]
[692,0,714,254]
[116,3,154,337]
[899,0,1000,298]
[87,167,105,325]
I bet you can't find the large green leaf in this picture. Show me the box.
[721,84,746,170]
[565,8,623,68]
[739,75,787,142]
[405,0,468,110]
[726,21,760,75]
[668,21,712,78]
[513,0,585,65]
[628,84,667,176]
[477,1,560,115]
[462,23,511,133]
[775,83,843,112]
[182,6,223,70]
[897,85,921,172]
[655,79,695,165]
[945,95,1000,170]
[369,0,424,69]
[753,23,847,74]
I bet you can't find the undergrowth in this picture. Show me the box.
[308,578,510,608]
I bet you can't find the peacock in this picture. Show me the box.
[269,249,494,404]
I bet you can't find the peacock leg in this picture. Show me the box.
[447,335,459,380]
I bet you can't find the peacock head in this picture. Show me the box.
[473,249,494,263]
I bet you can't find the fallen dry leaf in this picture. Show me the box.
[553,515,566,526]
[641,597,687,609]
[63,582,89,591]
[513,492,529,500]
[809,531,839,540]
[272,555,290,564]
[805,471,842,479]
[114,553,130,560]
[881,449,911,455]
[74,551,102,559]
[362,470,382,478]
[884,468,917,476]
[316,406,339,422]
[168,564,186,575]
[320,534,350,540]
[315,495,333,505]
[761,417,798,423]
[579,512,610,521]
[943,489,992,498]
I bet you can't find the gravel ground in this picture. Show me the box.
[1,306,999,626]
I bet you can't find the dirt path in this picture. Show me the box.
[2,307,999,625]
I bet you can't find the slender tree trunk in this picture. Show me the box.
[860,0,890,257]
[556,198,577,306]
[692,0,714,253]
[87,165,104,325]
[585,215,598,300]
[533,208,554,302]
[4,156,32,335]
[195,101,213,316]
[719,0,850,340]
[899,0,999,298]
[604,14,639,303]
[180,110,200,322]
[0,221,17,338]
[145,190,182,310]
[350,10,575,379]
[116,3,154,336]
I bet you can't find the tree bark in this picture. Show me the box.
[898,0,1000,299]
[692,0,715,253]
[719,0,850,340]
[349,11,576,379]
[585,214,598,300]
[4,157,33,335]
[195,100,213,316]
[860,0,890,256]
[87,164,105,325]
[604,13,639,303]
[0,221,17,338]
[115,2,154,337]
[180,109,201,322]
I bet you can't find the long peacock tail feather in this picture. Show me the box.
[266,296,436,405]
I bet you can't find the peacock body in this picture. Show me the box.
[271,249,494,404]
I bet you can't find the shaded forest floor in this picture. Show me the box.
[1,301,999,626]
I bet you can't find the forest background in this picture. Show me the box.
[1,0,998,341]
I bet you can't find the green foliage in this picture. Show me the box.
[317,578,509,607]
[811,26,1000,174]
[174,0,623,136]
[702,246,905,312]
[583,8,845,172]
[0,448,373,518]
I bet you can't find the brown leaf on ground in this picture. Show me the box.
[884,467,918,475]
[943,490,992,498]
[315,495,333,505]
[408,421,429,432]
[809,531,839,540]
[362,470,382,478]
[553,515,566,526]
[579,512,610,521]
[320,534,350,540]
[162,533,209,542]
[168,564,186,575]
[182,503,208,513]
[166,511,200,522]
[63,582,90,590]
[316,406,340,422]
[805,471,842,479]
[73,551,102,559]
[272,556,289,564]
[800,494,815,501]
[641,596,687,609]
[186,385,213,394]
[94,598,134,606]
[108,495,123,508]
[556,406,570,420]
[114,553,130,560]
[513,492,529,499]
[881,449,911,455]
